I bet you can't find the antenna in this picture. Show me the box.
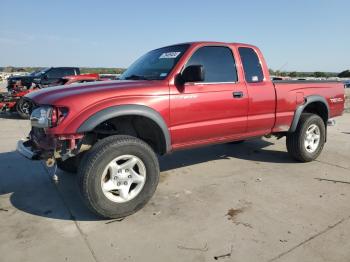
[277,62,288,72]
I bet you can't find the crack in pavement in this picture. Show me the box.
[315,177,350,185]
[41,163,100,262]
[315,159,349,171]
[267,215,350,262]
[37,146,348,262]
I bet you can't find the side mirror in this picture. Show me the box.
[42,74,48,80]
[181,65,205,83]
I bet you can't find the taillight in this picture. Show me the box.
[50,107,69,127]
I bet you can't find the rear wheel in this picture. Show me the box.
[78,135,159,219]
[286,113,325,162]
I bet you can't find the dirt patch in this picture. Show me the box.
[226,203,253,228]
[159,171,171,183]
[226,208,244,221]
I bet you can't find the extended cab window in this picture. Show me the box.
[185,46,237,82]
[61,69,76,77]
[238,47,264,83]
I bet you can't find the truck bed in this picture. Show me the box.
[272,80,345,133]
[272,80,342,84]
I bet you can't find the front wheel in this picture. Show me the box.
[77,135,159,219]
[286,113,326,162]
[16,98,32,119]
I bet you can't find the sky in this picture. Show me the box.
[0,0,349,72]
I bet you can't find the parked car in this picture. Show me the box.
[17,42,345,219]
[1,73,99,118]
[344,80,350,88]
[6,67,80,91]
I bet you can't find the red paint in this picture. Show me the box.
[62,73,100,85]
[25,42,345,152]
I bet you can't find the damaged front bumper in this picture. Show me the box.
[16,127,88,161]
[16,139,41,160]
[16,127,57,160]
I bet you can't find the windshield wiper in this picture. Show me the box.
[124,74,148,80]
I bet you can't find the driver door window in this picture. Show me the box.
[185,46,238,83]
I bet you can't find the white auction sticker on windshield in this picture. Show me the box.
[159,52,181,59]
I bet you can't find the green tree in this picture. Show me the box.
[314,71,326,78]
[80,67,126,74]
[3,66,16,73]
[280,71,288,77]
[289,71,297,78]
[338,70,350,78]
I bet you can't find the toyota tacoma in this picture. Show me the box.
[17,42,345,218]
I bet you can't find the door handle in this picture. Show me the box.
[233,91,244,98]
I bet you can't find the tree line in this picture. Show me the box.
[1,66,350,78]
[0,66,126,75]
[268,69,350,78]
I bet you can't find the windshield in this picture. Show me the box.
[29,69,41,76]
[120,44,190,80]
[33,68,50,77]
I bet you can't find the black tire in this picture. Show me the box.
[228,140,245,144]
[6,85,13,92]
[57,156,80,174]
[16,98,31,119]
[286,113,326,162]
[77,135,159,219]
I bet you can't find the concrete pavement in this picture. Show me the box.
[0,93,350,261]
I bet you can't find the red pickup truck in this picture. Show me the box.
[17,42,345,218]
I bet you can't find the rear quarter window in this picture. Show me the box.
[238,47,264,83]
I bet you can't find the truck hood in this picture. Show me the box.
[25,80,167,105]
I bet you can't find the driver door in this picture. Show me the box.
[169,46,248,148]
